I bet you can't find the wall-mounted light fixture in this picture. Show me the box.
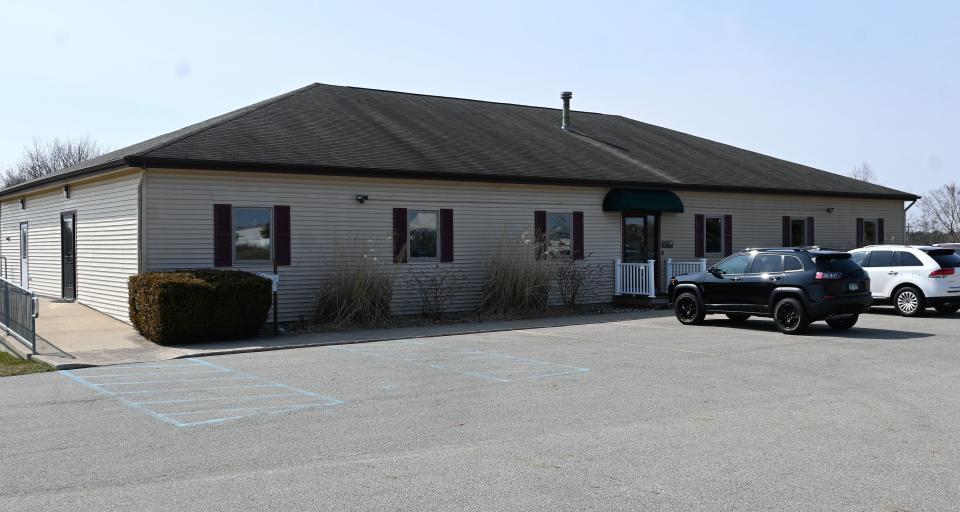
[63,185,70,199]
[19,198,25,209]
[355,194,369,204]
[825,207,835,213]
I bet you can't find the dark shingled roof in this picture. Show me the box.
[2,83,916,200]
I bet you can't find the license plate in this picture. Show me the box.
[847,282,861,292]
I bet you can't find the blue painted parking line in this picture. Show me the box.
[60,358,344,428]
[331,340,589,382]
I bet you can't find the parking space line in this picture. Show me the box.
[616,342,718,356]
[60,358,344,428]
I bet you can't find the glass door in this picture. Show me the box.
[623,214,657,263]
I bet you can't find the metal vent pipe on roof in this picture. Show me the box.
[561,91,572,130]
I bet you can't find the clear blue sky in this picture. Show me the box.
[1,0,956,195]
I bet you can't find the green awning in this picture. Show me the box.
[602,189,684,213]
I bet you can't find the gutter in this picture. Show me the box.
[0,159,127,198]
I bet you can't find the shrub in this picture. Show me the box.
[480,235,552,315]
[315,239,394,326]
[410,265,464,319]
[551,257,604,309]
[129,270,272,345]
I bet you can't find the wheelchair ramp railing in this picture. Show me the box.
[0,276,39,353]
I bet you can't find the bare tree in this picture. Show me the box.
[2,136,106,188]
[914,183,960,242]
[848,161,880,184]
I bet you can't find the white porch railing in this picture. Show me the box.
[666,258,708,279]
[614,259,656,298]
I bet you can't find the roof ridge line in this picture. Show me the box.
[128,83,322,160]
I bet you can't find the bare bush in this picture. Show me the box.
[2,136,106,188]
[314,239,394,326]
[410,265,464,319]
[480,234,552,315]
[551,257,604,309]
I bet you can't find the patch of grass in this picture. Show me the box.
[0,351,53,377]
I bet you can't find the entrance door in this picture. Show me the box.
[623,213,660,290]
[61,212,77,299]
[19,223,29,288]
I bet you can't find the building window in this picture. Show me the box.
[234,207,272,262]
[546,213,572,257]
[863,219,878,245]
[790,219,806,246]
[705,217,722,253]
[408,210,439,259]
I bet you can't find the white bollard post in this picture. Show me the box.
[699,258,708,272]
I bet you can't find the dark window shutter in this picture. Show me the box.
[806,217,815,246]
[440,209,454,262]
[694,214,705,258]
[534,210,547,258]
[393,208,408,263]
[213,204,232,267]
[274,205,291,266]
[877,218,885,244]
[572,211,585,260]
[723,214,733,256]
[782,216,791,246]
[856,218,865,247]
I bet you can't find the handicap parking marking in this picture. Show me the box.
[60,358,344,428]
[330,340,589,383]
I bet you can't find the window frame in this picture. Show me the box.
[790,218,806,246]
[545,212,574,258]
[232,206,274,264]
[863,219,879,245]
[407,209,441,260]
[712,252,753,275]
[783,255,805,272]
[703,216,723,254]
[747,253,784,274]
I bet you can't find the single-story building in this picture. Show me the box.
[0,84,917,323]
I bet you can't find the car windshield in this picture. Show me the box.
[816,254,861,273]
[924,249,960,269]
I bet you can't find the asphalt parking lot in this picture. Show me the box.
[2,309,959,511]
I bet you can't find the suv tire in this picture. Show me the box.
[674,292,705,325]
[826,315,858,330]
[725,313,750,322]
[773,297,809,334]
[893,286,925,317]
[934,303,960,315]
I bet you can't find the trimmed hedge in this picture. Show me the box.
[129,270,272,345]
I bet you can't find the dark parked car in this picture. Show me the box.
[668,248,872,334]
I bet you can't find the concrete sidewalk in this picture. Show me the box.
[4,298,667,368]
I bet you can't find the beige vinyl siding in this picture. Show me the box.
[0,170,141,321]
[144,169,622,321]
[660,190,906,269]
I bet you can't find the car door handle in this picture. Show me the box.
[887,271,898,275]
[768,275,782,281]
[730,277,742,281]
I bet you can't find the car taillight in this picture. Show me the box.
[815,271,843,280]
[930,268,956,278]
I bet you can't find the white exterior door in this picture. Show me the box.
[19,222,29,288]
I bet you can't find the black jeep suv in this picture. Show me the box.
[668,248,872,334]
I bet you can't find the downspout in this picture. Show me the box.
[904,197,919,243]
[137,167,148,274]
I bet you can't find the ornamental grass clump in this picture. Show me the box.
[480,234,552,315]
[315,239,395,326]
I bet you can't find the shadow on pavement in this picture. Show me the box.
[698,317,935,340]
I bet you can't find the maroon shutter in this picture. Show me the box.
[572,211,585,260]
[694,214,705,258]
[393,208,408,263]
[806,217,815,246]
[856,218,865,247]
[440,209,454,262]
[274,205,291,266]
[722,214,733,256]
[877,218,885,243]
[213,204,232,267]
[782,216,791,246]
[534,210,547,258]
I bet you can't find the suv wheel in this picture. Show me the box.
[773,297,809,334]
[934,303,960,315]
[826,315,858,330]
[674,292,705,325]
[725,313,750,322]
[893,286,925,317]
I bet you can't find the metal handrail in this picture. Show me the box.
[0,275,39,353]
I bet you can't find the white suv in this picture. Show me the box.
[849,245,960,316]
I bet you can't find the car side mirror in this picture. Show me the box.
[708,267,722,278]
